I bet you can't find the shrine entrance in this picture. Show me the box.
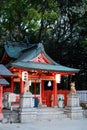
[29,80,54,107]
[29,81,41,103]
[44,81,53,107]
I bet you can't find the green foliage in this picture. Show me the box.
[0,0,59,43]
[43,10,58,23]
[22,8,40,30]
[81,38,87,50]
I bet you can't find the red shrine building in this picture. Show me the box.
[0,42,79,112]
[0,64,13,120]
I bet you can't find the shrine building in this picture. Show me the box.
[0,42,79,110]
[0,64,13,120]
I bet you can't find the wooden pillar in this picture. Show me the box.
[41,80,44,101]
[11,77,14,92]
[19,70,24,94]
[0,85,3,121]
[39,81,42,104]
[53,78,57,107]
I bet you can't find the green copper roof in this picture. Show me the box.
[17,43,57,65]
[4,41,36,58]
[0,78,9,85]
[0,64,13,76]
[12,61,79,73]
[5,42,79,73]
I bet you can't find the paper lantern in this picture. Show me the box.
[22,71,28,81]
[56,74,61,83]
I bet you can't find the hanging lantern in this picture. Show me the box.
[47,81,52,87]
[22,71,28,81]
[56,74,61,83]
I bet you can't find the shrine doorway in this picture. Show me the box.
[29,80,54,107]
[30,81,41,103]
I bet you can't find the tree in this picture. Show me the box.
[0,0,59,43]
[45,0,87,89]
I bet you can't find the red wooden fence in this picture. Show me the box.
[44,90,68,107]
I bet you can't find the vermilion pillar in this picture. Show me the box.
[19,70,24,94]
[41,80,44,101]
[0,85,3,121]
[53,78,57,107]
[11,77,14,92]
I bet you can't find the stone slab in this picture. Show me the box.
[65,94,83,119]
[64,109,83,119]
[67,94,80,107]
[19,111,37,122]
[20,93,34,108]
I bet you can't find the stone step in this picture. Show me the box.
[37,108,67,120]
[37,113,67,120]
[2,108,68,123]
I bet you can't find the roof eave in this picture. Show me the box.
[12,62,79,73]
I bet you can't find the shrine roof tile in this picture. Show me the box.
[12,61,79,73]
[0,64,13,76]
[0,78,9,85]
[16,43,57,65]
[4,42,80,74]
[4,41,36,59]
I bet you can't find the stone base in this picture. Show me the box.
[65,94,83,119]
[19,93,36,123]
[19,108,37,123]
[67,94,80,107]
[20,93,34,108]
[64,107,83,119]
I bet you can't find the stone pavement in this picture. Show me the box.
[0,118,87,130]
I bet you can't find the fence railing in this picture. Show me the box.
[77,91,87,102]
